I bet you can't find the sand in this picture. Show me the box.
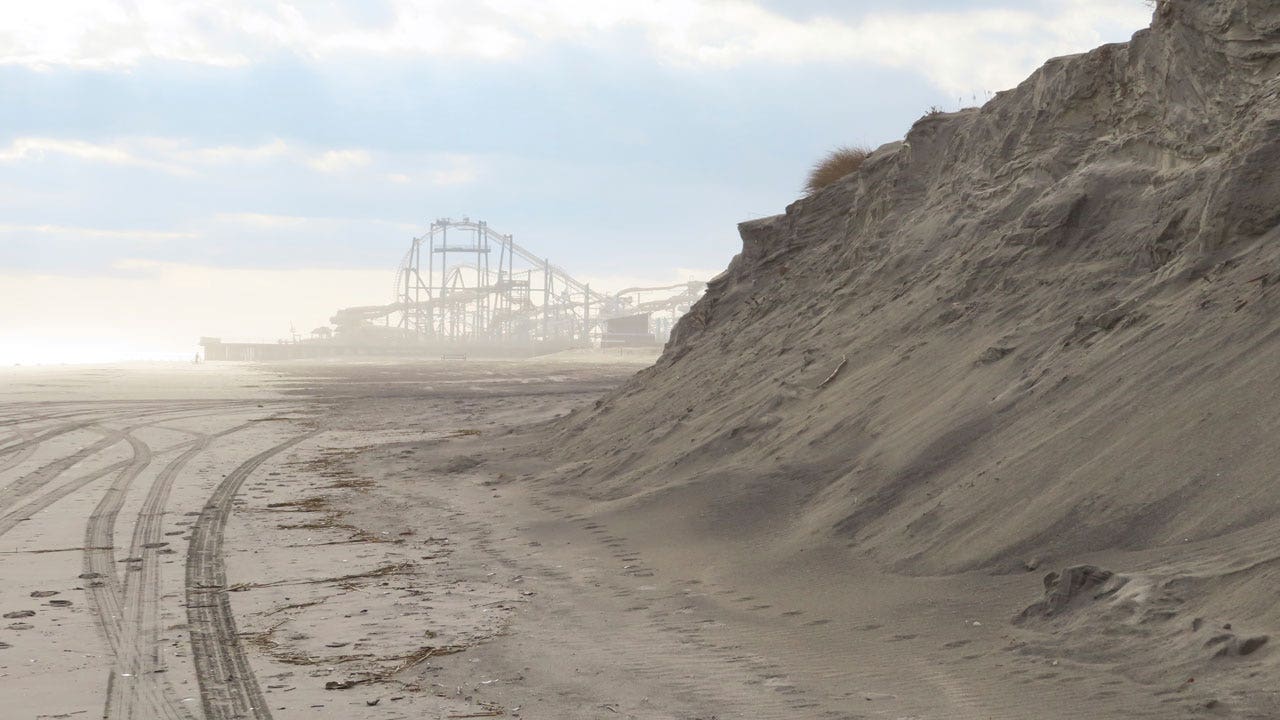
[539,2,1280,715]
[1,360,682,720]
[4,357,1272,718]
[7,3,1280,718]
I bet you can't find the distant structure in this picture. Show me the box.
[201,217,705,360]
[602,283,707,347]
[335,218,599,349]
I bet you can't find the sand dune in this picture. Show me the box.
[540,1,1280,714]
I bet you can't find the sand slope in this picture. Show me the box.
[547,1,1280,713]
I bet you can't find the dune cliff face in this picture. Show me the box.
[541,0,1280,704]
[551,1,1280,683]
[557,0,1280,569]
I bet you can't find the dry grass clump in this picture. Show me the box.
[804,145,871,195]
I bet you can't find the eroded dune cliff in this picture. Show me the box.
[548,0,1280,710]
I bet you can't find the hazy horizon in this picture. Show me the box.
[1,1,1152,364]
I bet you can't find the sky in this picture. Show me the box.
[0,0,1153,364]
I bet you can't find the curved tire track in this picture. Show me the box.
[109,435,210,720]
[109,421,258,720]
[0,439,190,538]
[0,404,258,516]
[83,433,183,720]
[82,436,152,597]
[0,419,101,456]
[186,431,317,720]
[0,428,37,475]
[0,428,127,514]
[0,401,254,459]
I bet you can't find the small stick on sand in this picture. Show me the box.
[817,355,848,389]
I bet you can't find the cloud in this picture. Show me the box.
[0,137,185,174]
[307,149,373,173]
[165,138,293,165]
[0,136,295,175]
[0,136,478,184]
[348,158,485,187]
[0,1,1150,93]
[425,155,483,187]
[0,223,197,241]
[208,212,419,233]
[211,212,311,229]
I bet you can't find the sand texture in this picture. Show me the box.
[540,1,1280,715]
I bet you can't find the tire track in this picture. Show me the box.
[0,401,253,456]
[86,432,189,720]
[0,413,130,456]
[83,433,154,656]
[186,430,317,720]
[0,400,263,431]
[0,428,37,475]
[0,419,99,452]
[0,428,127,514]
[0,408,275,718]
[0,403,132,422]
[0,439,192,538]
[0,404,253,514]
[0,410,276,538]
[87,425,231,720]
[109,421,258,720]
[0,403,150,428]
[0,402,137,419]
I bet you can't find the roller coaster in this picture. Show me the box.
[329,218,704,352]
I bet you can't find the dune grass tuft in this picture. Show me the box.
[804,146,872,195]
